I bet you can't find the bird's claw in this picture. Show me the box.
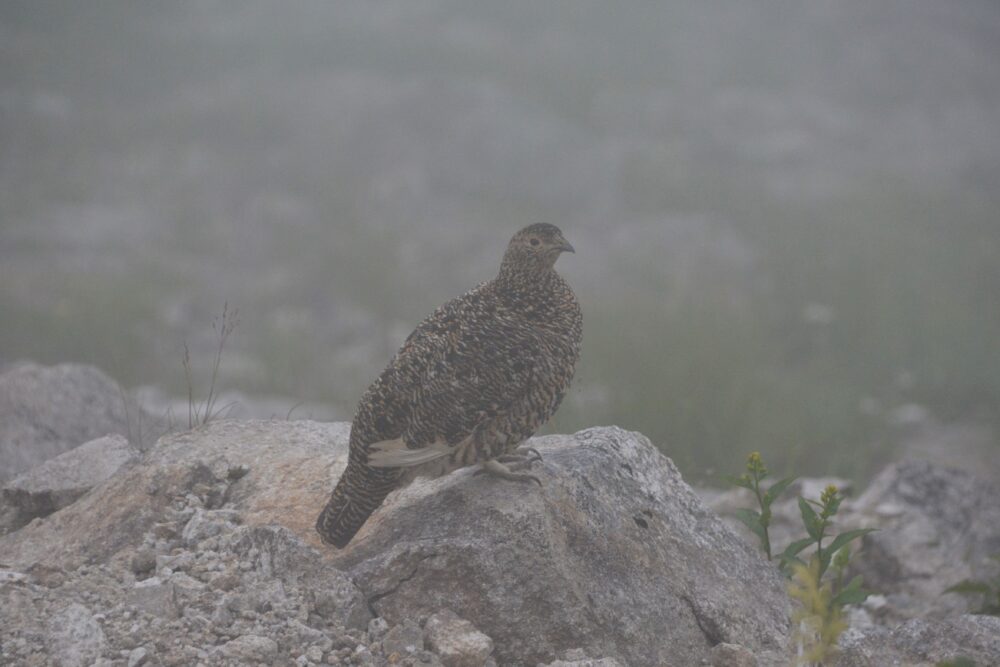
[495,447,543,469]
[474,458,543,486]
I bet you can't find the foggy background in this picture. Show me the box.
[2,1,998,483]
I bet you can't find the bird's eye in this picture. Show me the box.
[530,238,540,246]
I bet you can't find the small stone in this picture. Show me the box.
[127,646,149,667]
[127,577,178,619]
[305,645,324,662]
[26,563,66,588]
[210,570,241,591]
[710,642,756,667]
[152,522,180,540]
[168,572,205,595]
[47,603,108,667]
[367,616,390,641]
[211,602,234,629]
[220,634,279,662]
[156,551,195,574]
[130,548,156,575]
[0,569,27,584]
[382,620,425,657]
[181,508,240,546]
[227,464,250,481]
[351,645,375,666]
[424,610,494,667]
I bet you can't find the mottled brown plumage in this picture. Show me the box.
[315,224,582,548]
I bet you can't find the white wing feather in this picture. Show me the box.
[366,438,452,468]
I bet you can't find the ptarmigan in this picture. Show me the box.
[316,223,582,548]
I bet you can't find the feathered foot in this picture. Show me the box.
[474,458,542,486]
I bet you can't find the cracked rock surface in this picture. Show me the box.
[334,426,791,666]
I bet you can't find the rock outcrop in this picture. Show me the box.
[334,427,791,666]
[837,614,1000,666]
[847,461,1000,622]
[0,362,147,482]
[0,420,349,570]
[5,401,998,666]
[1,434,140,534]
[0,421,792,665]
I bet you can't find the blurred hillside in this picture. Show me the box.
[1,1,998,481]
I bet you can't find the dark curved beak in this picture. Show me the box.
[558,239,575,254]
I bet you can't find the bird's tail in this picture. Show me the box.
[315,460,398,548]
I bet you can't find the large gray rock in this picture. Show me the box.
[334,427,792,666]
[837,614,1000,666]
[848,461,1000,621]
[1,434,140,533]
[0,362,142,482]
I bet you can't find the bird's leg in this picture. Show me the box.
[474,458,542,486]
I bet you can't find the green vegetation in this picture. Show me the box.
[725,452,795,561]
[728,453,874,665]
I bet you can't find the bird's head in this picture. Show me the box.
[501,223,575,274]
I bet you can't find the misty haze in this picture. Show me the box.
[2,1,999,484]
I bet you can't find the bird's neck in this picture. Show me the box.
[495,262,561,299]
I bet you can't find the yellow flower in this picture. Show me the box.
[821,484,838,506]
[746,451,767,476]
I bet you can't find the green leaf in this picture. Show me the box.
[763,476,797,507]
[818,547,833,580]
[798,497,823,540]
[826,528,877,555]
[723,474,753,490]
[833,575,871,606]
[734,508,766,541]
[782,537,815,559]
[779,554,808,575]
[943,580,994,596]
